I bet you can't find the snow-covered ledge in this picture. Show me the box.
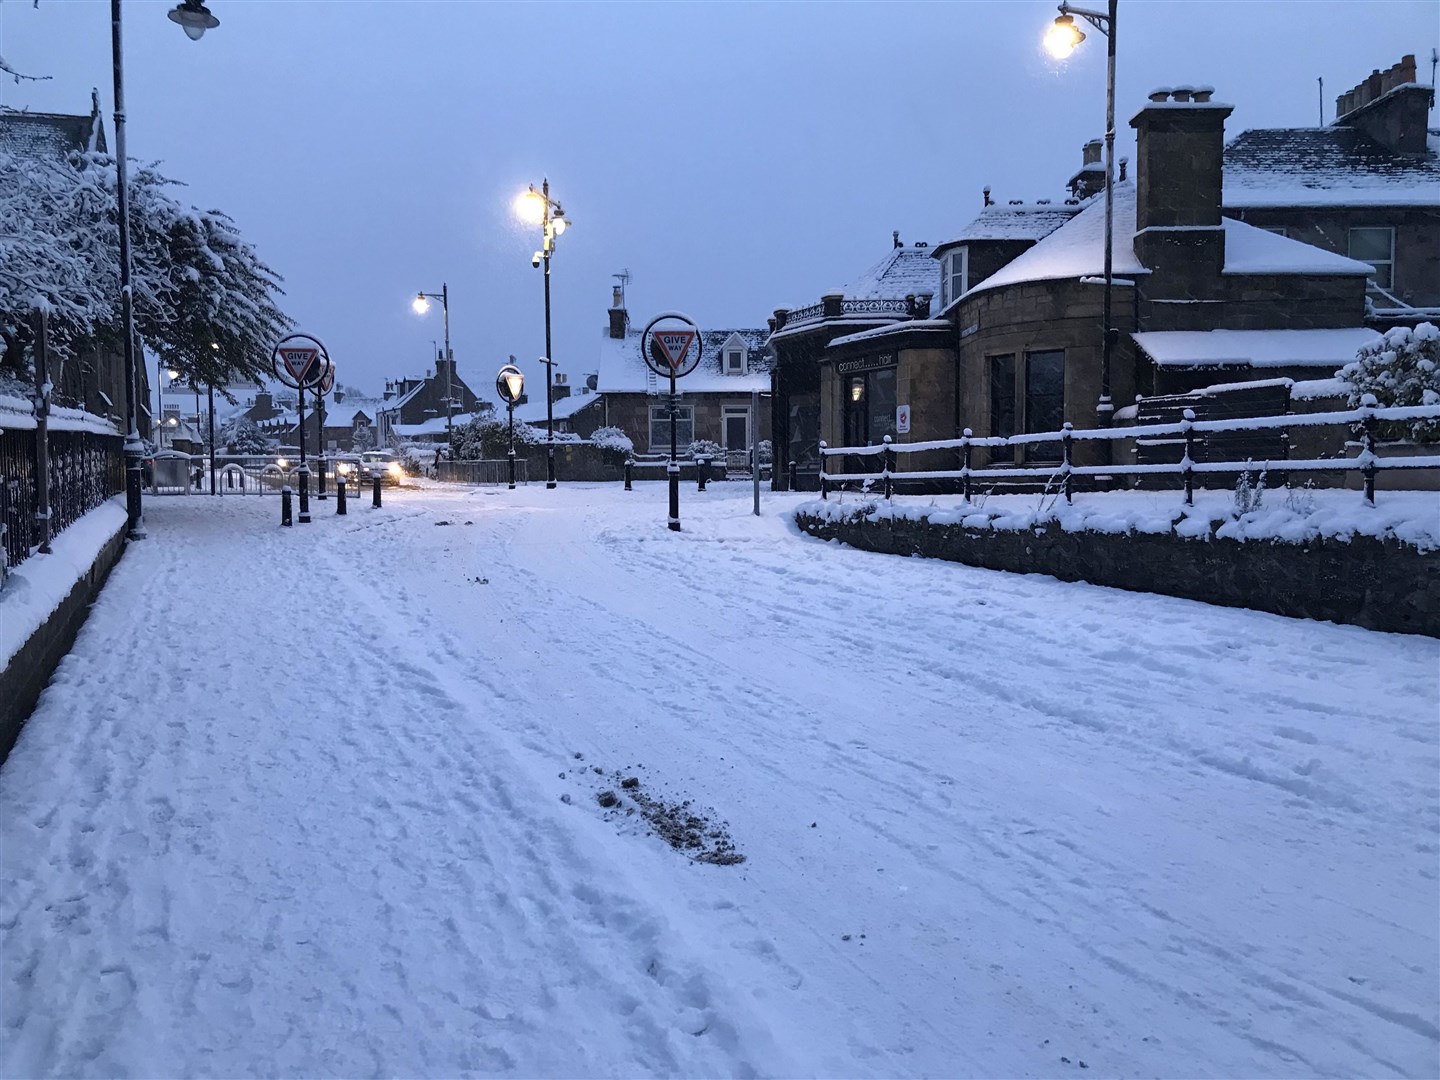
[0,498,129,763]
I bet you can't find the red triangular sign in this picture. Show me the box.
[652,330,696,371]
[281,347,319,384]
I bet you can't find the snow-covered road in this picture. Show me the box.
[2,482,1437,1078]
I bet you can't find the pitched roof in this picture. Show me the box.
[513,391,603,425]
[1223,126,1440,208]
[1219,219,1374,276]
[1133,327,1382,369]
[942,202,1081,245]
[595,327,771,394]
[831,244,940,300]
[0,103,106,159]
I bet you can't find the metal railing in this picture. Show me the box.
[1,427,124,571]
[436,459,529,485]
[819,396,1440,507]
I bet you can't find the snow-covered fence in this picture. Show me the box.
[819,397,1440,508]
[0,424,123,572]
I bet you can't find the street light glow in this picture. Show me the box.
[514,189,546,225]
[412,293,431,315]
[1045,13,1085,58]
[552,217,569,237]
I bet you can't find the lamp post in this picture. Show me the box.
[495,363,525,491]
[411,286,453,450]
[112,0,220,539]
[515,179,571,490]
[1047,0,1117,447]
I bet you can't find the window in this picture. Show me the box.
[842,366,897,449]
[726,349,745,375]
[1024,350,1065,462]
[649,405,693,452]
[988,354,1016,464]
[1348,227,1395,289]
[1263,226,1288,237]
[942,247,969,308]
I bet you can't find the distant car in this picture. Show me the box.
[356,450,405,485]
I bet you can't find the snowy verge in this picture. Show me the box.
[797,487,1440,552]
[0,498,128,669]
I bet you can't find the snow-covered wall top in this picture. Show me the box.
[1223,127,1440,209]
[1132,327,1382,369]
[0,395,119,435]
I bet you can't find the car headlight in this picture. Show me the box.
[388,463,403,476]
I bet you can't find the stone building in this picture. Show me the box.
[767,239,940,488]
[1222,54,1440,325]
[375,354,484,446]
[595,289,771,459]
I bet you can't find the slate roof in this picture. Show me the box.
[941,202,1081,245]
[595,328,772,394]
[1223,126,1440,208]
[0,103,106,159]
[831,244,941,300]
[513,391,603,425]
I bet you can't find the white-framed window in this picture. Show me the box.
[649,405,694,451]
[1348,226,1395,290]
[1263,226,1288,237]
[720,332,749,375]
[942,246,969,308]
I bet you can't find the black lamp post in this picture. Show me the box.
[412,285,453,450]
[1048,0,1118,451]
[515,180,571,490]
[112,0,220,539]
[495,363,525,490]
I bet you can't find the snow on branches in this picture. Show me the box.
[1339,322,1440,443]
[0,146,292,390]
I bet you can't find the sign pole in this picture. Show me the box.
[297,388,310,523]
[668,371,680,532]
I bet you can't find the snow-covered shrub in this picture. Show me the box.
[220,416,275,455]
[756,439,773,465]
[589,426,634,456]
[1283,481,1317,517]
[688,439,723,460]
[1233,465,1267,515]
[1338,322,1440,442]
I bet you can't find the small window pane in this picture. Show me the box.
[1348,228,1393,262]
[1025,350,1065,462]
[989,354,1016,464]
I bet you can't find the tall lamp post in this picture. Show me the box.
[411,286,453,450]
[113,0,220,539]
[1047,0,1117,447]
[514,179,572,490]
[495,363,525,491]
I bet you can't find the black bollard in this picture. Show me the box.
[697,456,709,492]
[336,477,347,515]
[298,465,311,524]
[788,459,798,491]
[624,457,633,491]
[281,485,293,527]
[372,474,382,508]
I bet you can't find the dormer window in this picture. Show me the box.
[719,332,749,375]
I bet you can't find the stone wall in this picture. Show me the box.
[796,509,1439,637]
[0,522,128,765]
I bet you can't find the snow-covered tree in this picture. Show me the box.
[351,423,375,452]
[1339,322,1440,442]
[0,146,292,392]
[219,415,275,455]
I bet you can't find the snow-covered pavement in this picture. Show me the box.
[2,482,1437,1078]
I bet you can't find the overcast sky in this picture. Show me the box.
[2,0,1435,402]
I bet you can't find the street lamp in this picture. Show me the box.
[514,179,571,489]
[113,0,220,538]
[167,0,218,40]
[495,362,525,491]
[1047,0,1118,443]
[412,285,453,451]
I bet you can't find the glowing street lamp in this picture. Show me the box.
[1046,0,1118,446]
[514,178,572,489]
[411,285,453,449]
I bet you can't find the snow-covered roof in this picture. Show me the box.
[324,403,376,428]
[595,328,771,394]
[0,106,105,159]
[960,181,1148,302]
[828,320,951,349]
[512,391,603,425]
[1219,218,1376,276]
[1132,327,1381,369]
[941,202,1081,245]
[832,244,941,301]
[1223,126,1440,208]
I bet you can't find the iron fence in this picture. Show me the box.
[436,459,529,485]
[0,427,124,571]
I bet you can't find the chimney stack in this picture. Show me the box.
[1332,55,1427,153]
[607,285,628,339]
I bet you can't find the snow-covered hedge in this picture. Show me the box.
[588,426,633,455]
[1339,322,1440,443]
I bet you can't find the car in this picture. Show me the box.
[355,450,406,486]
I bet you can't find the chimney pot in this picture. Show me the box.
[892,230,901,249]
[1192,86,1214,103]
[1118,156,1129,181]
[1148,87,1171,103]
[1171,85,1193,103]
